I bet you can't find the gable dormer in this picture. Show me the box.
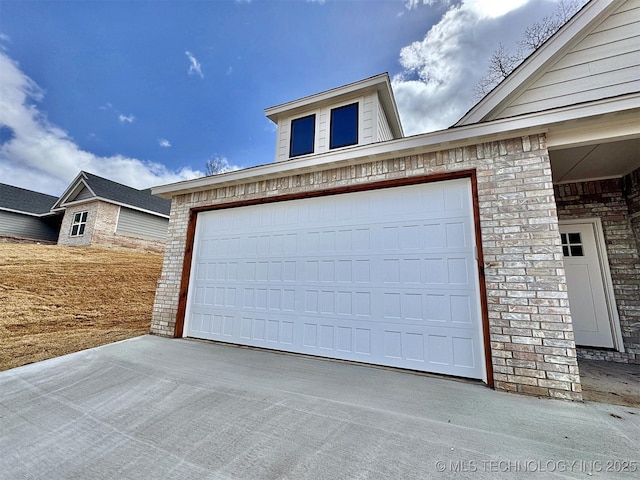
[265,73,403,163]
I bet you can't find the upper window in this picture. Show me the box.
[330,103,358,149]
[290,114,315,157]
[70,211,88,237]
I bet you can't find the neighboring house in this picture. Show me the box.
[0,183,63,242]
[52,171,171,251]
[150,0,639,400]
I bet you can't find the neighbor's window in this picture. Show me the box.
[70,211,88,237]
[330,103,358,149]
[290,114,315,157]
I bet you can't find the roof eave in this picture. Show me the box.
[265,73,403,138]
[154,94,640,198]
[58,196,170,218]
[455,0,618,127]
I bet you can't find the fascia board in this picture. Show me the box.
[265,74,391,121]
[154,94,639,198]
[0,207,62,218]
[546,108,640,150]
[455,0,618,126]
[0,207,42,217]
[60,197,170,219]
[379,76,404,138]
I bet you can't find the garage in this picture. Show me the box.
[184,177,486,380]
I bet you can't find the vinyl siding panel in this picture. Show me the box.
[499,0,640,118]
[116,207,168,240]
[0,210,60,242]
[317,109,328,154]
[74,186,94,202]
[361,93,375,144]
[377,99,393,142]
[275,119,290,163]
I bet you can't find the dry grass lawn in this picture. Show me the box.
[0,243,163,371]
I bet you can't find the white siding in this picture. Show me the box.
[377,98,393,142]
[499,0,640,118]
[116,207,168,240]
[273,91,388,162]
[361,93,375,145]
[274,119,290,162]
[317,109,329,155]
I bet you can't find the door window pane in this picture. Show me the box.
[561,232,583,257]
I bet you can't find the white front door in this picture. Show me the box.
[559,221,616,348]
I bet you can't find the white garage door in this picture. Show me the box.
[185,178,486,380]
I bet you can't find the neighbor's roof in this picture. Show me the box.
[0,183,59,216]
[53,171,171,216]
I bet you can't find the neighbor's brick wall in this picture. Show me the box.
[555,168,640,364]
[152,133,582,400]
[58,201,165,252]
[57,200,103,247]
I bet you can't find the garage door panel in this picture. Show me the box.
[185,179,485,379]
[189,309,480,376]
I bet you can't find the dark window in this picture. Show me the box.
[290,114,315,157]
[561,232,583,257]
[330,103,358,149]
[70,211,88,237]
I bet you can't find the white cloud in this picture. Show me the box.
[404,0,448,10]
[159,139,171,148]
[0,52,201,196]
[118,114,135,123]
[392,0,557,136]
[185,50,204,78]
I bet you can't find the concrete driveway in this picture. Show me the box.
[1,335,638,479]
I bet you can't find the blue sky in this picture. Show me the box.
[0,0,580,195]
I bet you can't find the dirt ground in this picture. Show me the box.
[579,359,640,408]
[0,244,163,371]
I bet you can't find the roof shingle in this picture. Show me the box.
[78,172,171,216]
[0,183,59,215]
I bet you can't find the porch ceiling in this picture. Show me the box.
[550,137,640,183]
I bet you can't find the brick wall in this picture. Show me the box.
[555,168,640,364]
[58,201,166,252]
[57,200,103,247]
[152,134,582,400]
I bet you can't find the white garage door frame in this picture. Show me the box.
[174,171,493,386]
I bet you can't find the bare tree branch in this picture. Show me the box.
[473,0,584,100]
[204,156,228,176]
